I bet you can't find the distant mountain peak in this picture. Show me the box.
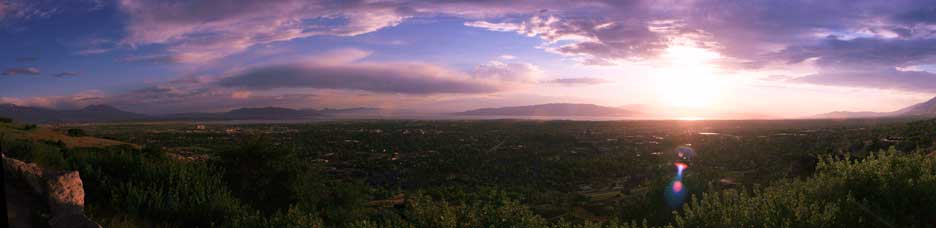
[815,95,936,119]
[0,103,145,123]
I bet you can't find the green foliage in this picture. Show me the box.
[66,128,88,137]
[12,119,936,227]
[31,142,66,169]
[674,148,936,227]
[218,134,307,213]
[67,146,250,227]
[21,124,37,130]
[0,116,12,123]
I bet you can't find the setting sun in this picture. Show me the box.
[656,45,724,108]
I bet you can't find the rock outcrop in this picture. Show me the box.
[3,154,100,228]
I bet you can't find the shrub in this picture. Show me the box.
[218,134,306,213]
[0,116,12,123]
[22,124,37,130]
[67,147,251,227]
[66,128,87,137]
[674,148,936,227]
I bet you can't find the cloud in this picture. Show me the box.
[76,48,112,55]
[53,72,79,77]
[545,77,611,85]
[112,1,589,63]
[0,90,105,110]
[466,13,673,64]
[119,54,215,64]
[761,75,794,82]
[0,0,103,23]
[218,62,502,94]
[2,47,552,113]
[775,37,936,69]
[213,48,506,94]
[115,0,416,63]
[472,61,544,82]
[2,67,40,76]
[793,68,936,93]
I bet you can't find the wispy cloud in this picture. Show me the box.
[545,77,611,85]
[793,68,936,93]
[53,72,79,77]
[2,67,40,76]
[218,50,505,94]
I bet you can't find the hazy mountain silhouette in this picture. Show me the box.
[0,104,395,123]
[315,107,382,115]
[814,96,936,119]
[165,107,320,120]
[0,104,148,123]
[455,103,640,116]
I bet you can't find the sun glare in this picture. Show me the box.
[656,45,723,108]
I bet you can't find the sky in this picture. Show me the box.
[1,0,936,118]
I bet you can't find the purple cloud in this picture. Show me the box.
[218,62,502,94]
[113,0,592,63]
[794,68,936,93]
[466,13,669,64]
[2,67,40,76]
[53,72,79,77]
[115,0,414,63]
[545,77,611,85]
[776,37,936,68]
[472,61,543,82]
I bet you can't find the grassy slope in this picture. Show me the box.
[0,123,135,149]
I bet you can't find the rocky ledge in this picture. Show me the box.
[3,154,100,228]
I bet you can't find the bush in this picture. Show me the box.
[32,143,66,169]
[674,148,936,227]
[218,134,306,213]
[67,146,251,227]
[66,128,87,137]
[0,116,11,123]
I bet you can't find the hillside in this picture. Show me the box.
[0,122,133,149]
[815,96,936,119]
[0,104,147,123]
[455,103,640,116]
[166,107,320,120]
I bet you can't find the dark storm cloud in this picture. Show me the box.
[217,62,503,94]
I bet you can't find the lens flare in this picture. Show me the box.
[665,179,688,208]
[675,146,695,160]
[675,162,688,176]
[672,181,684,192]
[666,146,695,209]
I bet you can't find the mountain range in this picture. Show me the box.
[454,103,641,116]
[5,96,936,123]
[814,96,936,119]
[0,104,148,123]
[0,105,384,123]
